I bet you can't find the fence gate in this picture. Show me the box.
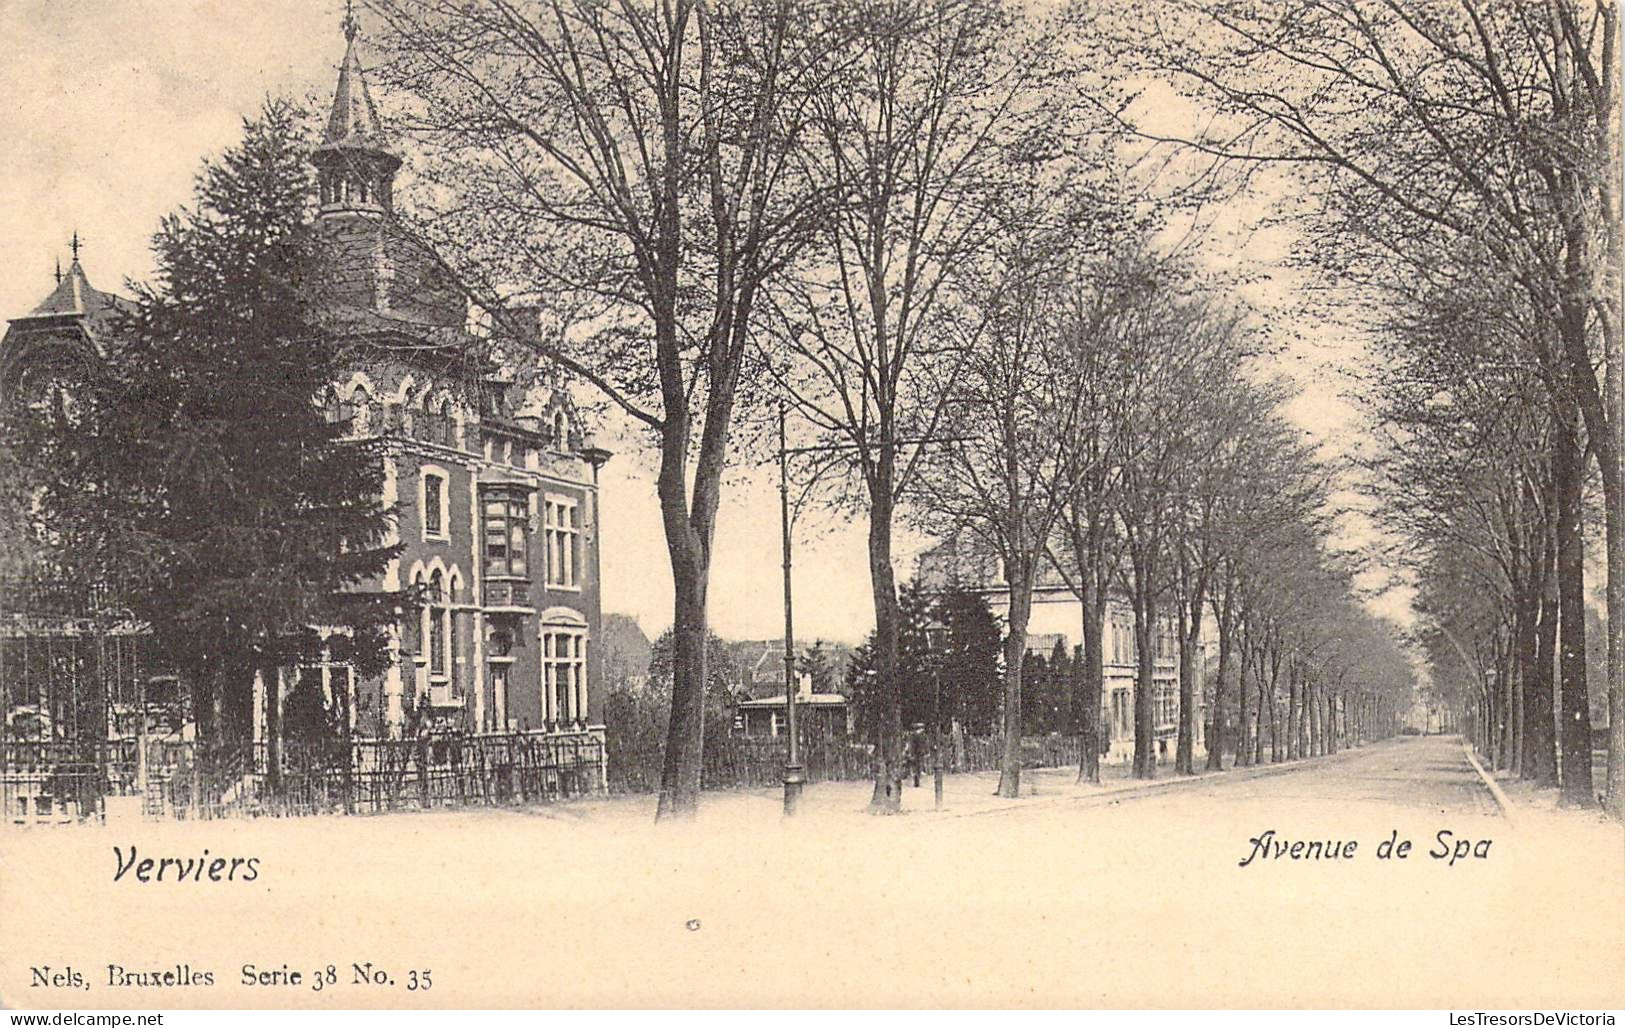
[1,580,151,826]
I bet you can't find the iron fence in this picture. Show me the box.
[139,729,606,821]
[605,731,1084,794]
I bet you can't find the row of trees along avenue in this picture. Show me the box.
[1120,0,1620,814]
[911,239,1416,796]
[360,0,1423,817]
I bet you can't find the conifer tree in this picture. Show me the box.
[800,642,836,695]
[9,101,401,780]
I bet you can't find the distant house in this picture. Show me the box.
[734,691,852,739]
[732,638,853,698]
[916,532,1204,765]
[746,642,787,696]
[1025,633,1067,659]
[599,613,653,694]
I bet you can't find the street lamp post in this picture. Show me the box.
[778,401,804,816]
[771,408,973,817]
[930,632,945,811]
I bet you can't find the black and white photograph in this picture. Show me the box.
[0,0,1621,1013]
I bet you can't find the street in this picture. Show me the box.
[3,736,1621,1009]
[1049,732,1508,820]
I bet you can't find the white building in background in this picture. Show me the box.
[916,534,1209,766]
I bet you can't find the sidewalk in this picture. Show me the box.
[551,742,1370,830]
[1486,750,1621,829]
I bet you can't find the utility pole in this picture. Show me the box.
[930,629,944,810]
[778,401,804,816]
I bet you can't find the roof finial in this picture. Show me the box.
[343,0,358,41]
[54,256,62,285]
[69,230,82,263]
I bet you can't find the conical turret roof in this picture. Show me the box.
[25,260,95,318]
[15,260,129,325]
[320,23,392,154]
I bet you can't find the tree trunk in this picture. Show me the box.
[1077,584,1105,784]
[262,663,284,797]
[1207,583,1235,771]
[656,536,710,820]
[189,664,219,755]
[1236,637,1251,767]
[187,663,218,817]
[1608,440,1625,816]
[1601,324,1625,812]
[1131,588,1156,780]
[1552,80,1623,815]
[867,488,904,813]
[1176,629,1196,775]
[1555,409,1595,806]
[1327,689,1339,754]
[1323,689,1333,753]
[1286,659,1300,761]
[1593,21,1624,817]
[1511,595,1528,776]
[1175,571,1205,775]
[1261,656,1274,763]
[1306,681,1319,756]
[1490,632,1510,769]
[1501,624,1518,771]
[1301,675,1313,756]
[1253,670,1266,764]
[1525,551,1559,787]
[998,568,1034,798]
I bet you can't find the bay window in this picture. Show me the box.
[483,492,528,579]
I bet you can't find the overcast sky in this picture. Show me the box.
[0,0,1404,646]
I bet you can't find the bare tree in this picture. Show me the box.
[1110,277,1244,778]
[1164,320,1274,774]
[1358,254,1592,790]
[367,0,850,818]
[1047,256,1145,785]
[912,184,1096,799]
[1178,388,1320,771]
[763,0,1092,810]
[1138,0,1624,817]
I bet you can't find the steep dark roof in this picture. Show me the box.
[320,30,391,154]
[8,261,134,341]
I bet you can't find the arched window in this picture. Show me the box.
[349,385,373,435]
[446,574,461,689]
[438,397,457,447]
[415,394,435,442]
[403,571,425,654]
[552,410,569,450]
[427,570,448,679]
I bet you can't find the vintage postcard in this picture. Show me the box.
[1,0,1622,1013]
